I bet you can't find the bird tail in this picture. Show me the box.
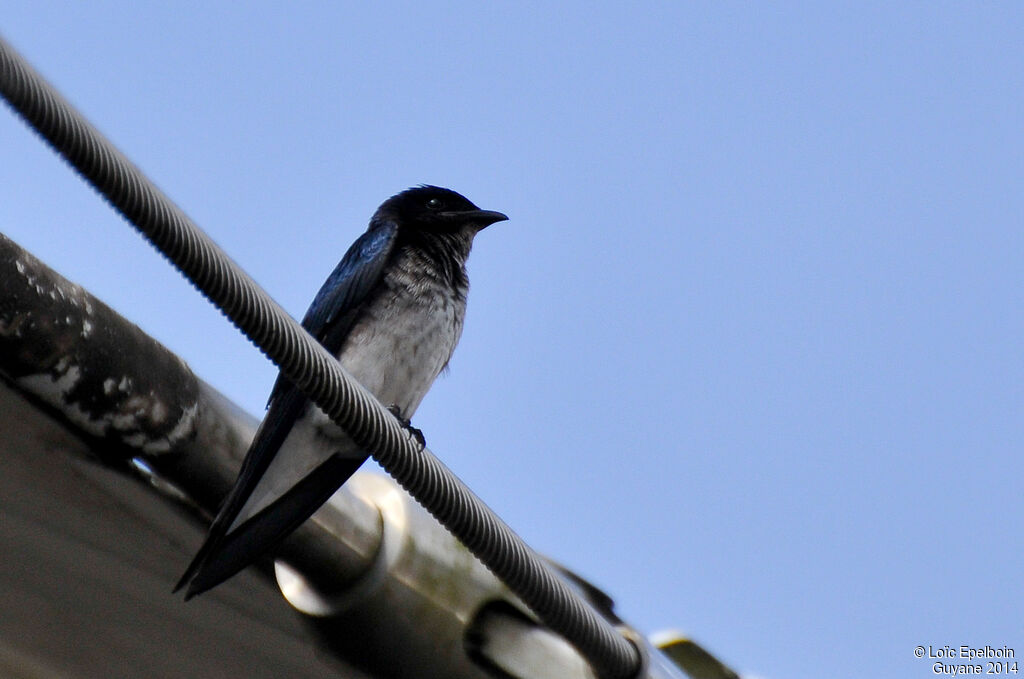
[176,453,366,599]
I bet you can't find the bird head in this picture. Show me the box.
[375,186,508,234]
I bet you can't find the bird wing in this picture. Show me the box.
[176,220,399,597]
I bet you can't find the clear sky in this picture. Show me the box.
[2,3,1022,678]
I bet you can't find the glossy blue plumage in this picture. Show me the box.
[176,186,506,598]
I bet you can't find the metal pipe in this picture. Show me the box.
[0,231,383,593]
[2,232,685,678]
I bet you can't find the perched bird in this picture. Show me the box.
[176,186,507,598]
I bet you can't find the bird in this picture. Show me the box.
[175,185,507,599]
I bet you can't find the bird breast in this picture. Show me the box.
[336,257,467,422]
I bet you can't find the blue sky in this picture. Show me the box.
[2,3,1022,677]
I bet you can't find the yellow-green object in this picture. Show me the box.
[652,632,740,679]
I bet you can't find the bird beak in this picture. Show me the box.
[445,209,509,229]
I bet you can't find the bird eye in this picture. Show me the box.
[426,198,443,210]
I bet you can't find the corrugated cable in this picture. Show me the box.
[0,35,640,679]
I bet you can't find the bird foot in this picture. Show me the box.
[388,404,426,448]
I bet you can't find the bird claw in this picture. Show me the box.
[388,404,426,448]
